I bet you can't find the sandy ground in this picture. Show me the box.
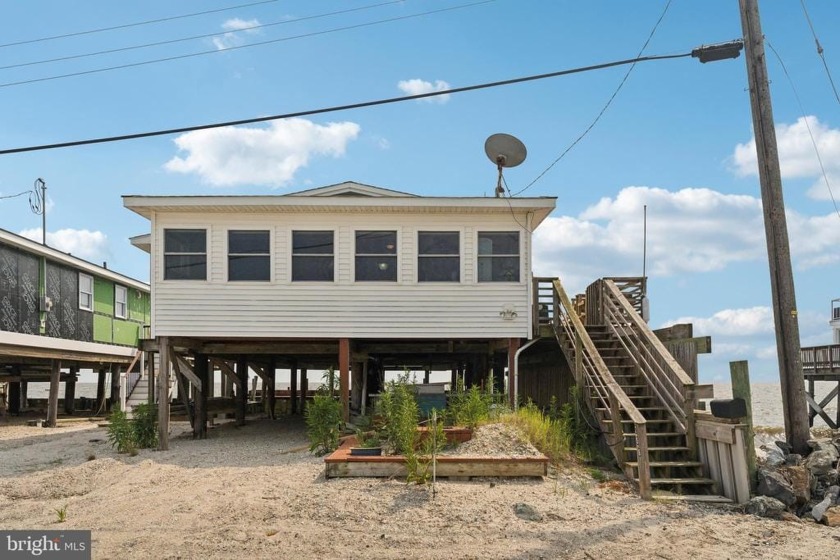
[0,417,838,560]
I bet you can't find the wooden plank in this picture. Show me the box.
[718,441,736,501]
[325,458,547,479]
[235,355,247,426]
[705,439,722,495]
[194,353,208,439]
[805,392,838,429]
[171,352,202,392]
[730,360,756,491]
[339,338,350,423]
[696,421,736,444]
[732,427,751,504]
[695,384,715,399]
[63,366,77,415]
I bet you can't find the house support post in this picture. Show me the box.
[339,338,350,422]
[267,357,277,419]
[351,361,363,413]
[194,353,209,439]
[508,338,521,409]
[46,360,60,427]
[290,360,298,414]
[8,376,20,415]
[64,366,77,415]
[158,337,171,451]
[235,355,248,426]
[147,352,155,405]
[96,367,107,413]
[20,380,28,409]
[300,368,308,414]
[109,363,121,412]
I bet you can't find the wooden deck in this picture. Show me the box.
[800,344,840,429]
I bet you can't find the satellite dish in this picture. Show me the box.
[485,133,527,168]
[484,133,527,197]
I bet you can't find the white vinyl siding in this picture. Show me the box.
[115,285,128,318]
[150,211,533,338]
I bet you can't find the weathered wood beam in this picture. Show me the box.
[109,363,121,411]
[508,338,520,409]
[158,338,171,451]
[201,342,339,355]
[339,339,350,423]
[194,353,209,439]
[96,367,107,414]
[170,350,202,392]
[290,360,298,415]
[235,355,247,427]
[64,366,77,415]
[266,357,276,420]
[250,363,270,384]
[211,358,239,386]
[46,360,60,427]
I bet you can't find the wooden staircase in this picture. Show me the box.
[538,276,722,500]
[587,325,715,495]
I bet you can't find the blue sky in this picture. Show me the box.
[1,0,839,383]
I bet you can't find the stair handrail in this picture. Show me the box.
[551,278,652,498]
[124,351,143,402]
[599,279,696,448]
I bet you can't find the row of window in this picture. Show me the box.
[78,273,128,317]
[163,229,521,283]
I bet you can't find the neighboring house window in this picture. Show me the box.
[164,229,207,280]
[477,232,520,282]
[355,231,397,282]
[418,232,460,282]
[292,231,334,281]
[79,273,93,311]
[228,230,270,281]
[115,285,127,318]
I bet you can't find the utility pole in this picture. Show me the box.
[739,0,810,454]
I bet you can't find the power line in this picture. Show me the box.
[512,0,674,196]
[766,39,840,220]
[0,51,692,156]
[0,0,280,49]
[799,0,840,106]
[0,1,405,72]
[0,1,493,89]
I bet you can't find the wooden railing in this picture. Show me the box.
[591,279,696,449]
[532,277,557,333]
[549,278,652,498]
[801,344,840,373]
[124,351,143,400]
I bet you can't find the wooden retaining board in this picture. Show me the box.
[324,443,548,479]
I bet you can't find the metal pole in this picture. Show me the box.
[739,0,810,454]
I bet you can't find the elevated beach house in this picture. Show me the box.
[0,227,150,424]
[123,182,556,440]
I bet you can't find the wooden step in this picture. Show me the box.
[625,446,690,453]
[648,477,716,486]
[626,461,703,469]
[653,494,733,504]
[623,432,684,438]
[604,418,674,425]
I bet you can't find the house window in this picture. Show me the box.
[292,231,334,281]
[478,232,520,282]
[115,285,127,318]
[228,230,270,281]
[164,229,206,280]
[355,231,397,282]
[79,273,93,311]
[418,232,460,282]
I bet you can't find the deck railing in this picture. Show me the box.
[532,276,558,333]
[801,344,840,373]
[549,278,652,498]
[588,279,696,448]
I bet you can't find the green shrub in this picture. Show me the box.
[377,373,419,456]
[407,409,446,485]
[131,403,158,449]
[447,378,503,429]
[306,394,343,456]
[106,407,136,454]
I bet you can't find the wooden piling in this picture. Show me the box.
[508,337,520,408]
[235,355,247,426]
[194,353,209,439]
[267,357,276,420]
[8,379,20,415]
[290,360,298,414]
[109,363,121,411]
[158,339,171,451]
[64,366,77,415]
[147,352,155,405]
[339,338,350,423]
[300,368,308,414]
[47,360,60,427]
[730,360,757,491]
[96,368,107,413]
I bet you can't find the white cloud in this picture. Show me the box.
[19,228,109,262]
[731,115,840,201]
[663,306,774,337]
[213,18,261,50]
[164,118,361,187]
[532,185,840,292]
[397,79,451,103]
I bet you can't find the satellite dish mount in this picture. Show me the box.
[484,133,527,197]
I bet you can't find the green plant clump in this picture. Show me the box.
[407,409,447,484]
[54,504,67,523]
[306,394,343,456]
[447,377,505,429]
[377,373,420,456]
[107,404,159,454]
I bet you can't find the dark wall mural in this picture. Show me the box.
[0,242,39,335]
